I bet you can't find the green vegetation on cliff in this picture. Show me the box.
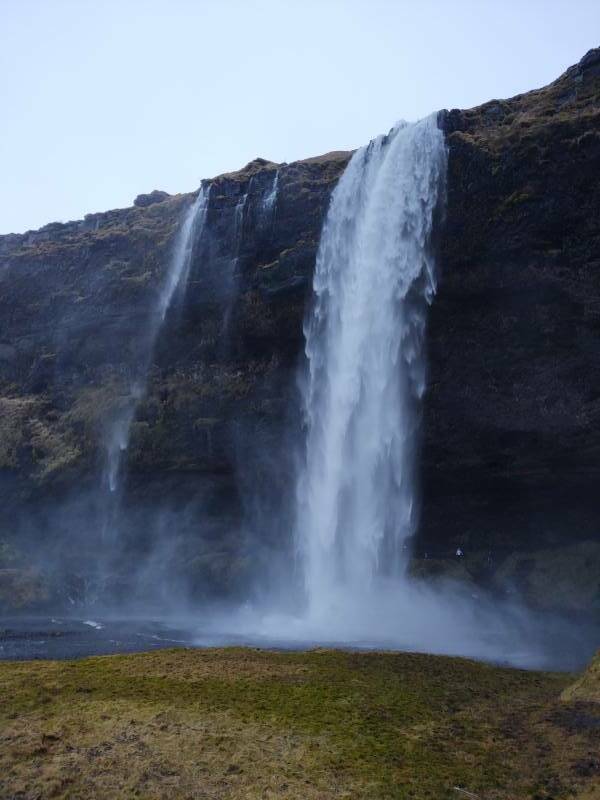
[1,648,599,799]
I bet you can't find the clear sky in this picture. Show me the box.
[1,0,598,233]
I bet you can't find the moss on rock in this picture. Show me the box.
[0,568,49,611]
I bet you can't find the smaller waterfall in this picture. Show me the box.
[100,185,210,538]
[234,192,248,241]
[221,191,248,336]
[262,170,279,213]
[159,185,210,320]
[104,381,143,494]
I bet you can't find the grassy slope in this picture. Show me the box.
[562,653,600,705]
[0,648,599,800]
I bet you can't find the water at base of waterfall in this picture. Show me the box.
[2,611,597,672]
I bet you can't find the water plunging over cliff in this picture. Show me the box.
[159,185,210,320]
[297,115,446,612]
[101,185,210,533]
[263,170,279,213]
[198,117,554,667]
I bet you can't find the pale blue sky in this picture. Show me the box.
[1,0,598,233]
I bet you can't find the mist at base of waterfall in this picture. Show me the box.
[3,560,597,670]
[187,579,598,673]
[3,604,596,674]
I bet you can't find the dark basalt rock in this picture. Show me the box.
[579,46,600,77]
[0,149,351,605]
[420,47,600,602]
[0,52,599,610]
[133,189,171,207]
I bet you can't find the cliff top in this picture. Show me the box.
[0,149,353,250]
[1,47,598,248]
[444,46,600,148]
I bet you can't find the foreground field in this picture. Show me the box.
[0,648,599,799]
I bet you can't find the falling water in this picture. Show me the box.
[103,381,143,495]
[263,170,279,213]
[191,117,572,668]
[234,192,248,244]
[297,115,446,611]
[101,185,210,533]
[220,191,248,337]
[194,117,566,667]
[158,184,210,320]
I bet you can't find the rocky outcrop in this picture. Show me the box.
[0,50,599,610]
[134,190,171,208]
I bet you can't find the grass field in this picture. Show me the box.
[0,647,599,799]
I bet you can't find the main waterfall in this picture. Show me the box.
[191,118,552,667]
[297,115,446,611]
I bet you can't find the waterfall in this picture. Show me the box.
[101,184,210,535]
[196,120,551,668]
[195,118,551,667]
[234,191,248,247]
[159,184,210,320]
[219,191,247,337]
[263,170,279,213]
[296,114,447,612]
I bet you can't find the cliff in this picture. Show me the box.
[0,151,351,606]
[1,49,599,611]
[423,47,600,608]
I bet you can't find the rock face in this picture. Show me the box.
[422,48,600,606]
[134,190,171,208]
[0,50,599,610]
[0,151,351,604]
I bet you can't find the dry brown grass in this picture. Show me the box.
[562,651,600,704]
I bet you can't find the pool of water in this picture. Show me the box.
[0,617,196,661]
[1,614,597,672]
